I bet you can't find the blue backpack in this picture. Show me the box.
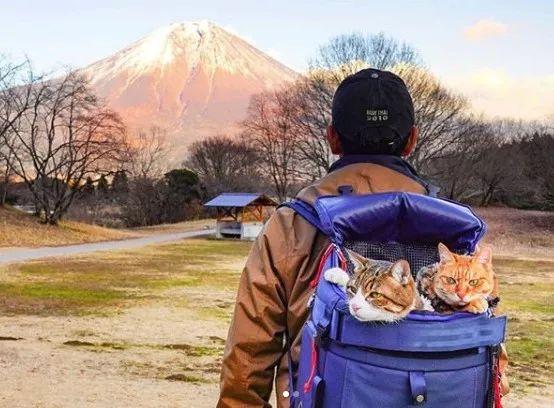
[283,192,506,408]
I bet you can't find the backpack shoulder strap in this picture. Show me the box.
[279,198,328,400]
[279,199,325,233]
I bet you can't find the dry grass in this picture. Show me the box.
[0,206,216,249]
[494,257,554,393]
[0,239,251,315]
[477,207,554,260]
[131,218,215,234]
[0,206,134,248]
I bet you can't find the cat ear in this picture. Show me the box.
[476,245,492,265]
[391,260,411,285]
[346,249,368,270]
[438,243,455,264]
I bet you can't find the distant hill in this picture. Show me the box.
[477,207,554,260]
[77,20,298,160]
[0,206,132,248]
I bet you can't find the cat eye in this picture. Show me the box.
[368,292,381,299]
[445,277,457,285]
[468,279,480,286]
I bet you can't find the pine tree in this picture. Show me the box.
[82,177,95,196]
[111,170,129,195]
[97,175,109,197]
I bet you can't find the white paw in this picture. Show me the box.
[419,295,434,312]
[324,267,350,289]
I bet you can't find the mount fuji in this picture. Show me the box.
[78,20,298,158]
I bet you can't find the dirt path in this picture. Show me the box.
[0,229,215,264]
[0,287,230,408]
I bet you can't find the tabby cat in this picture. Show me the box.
[416,243,496,314]
[324,250,431,322]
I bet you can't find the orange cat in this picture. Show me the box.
[416,243,496,314]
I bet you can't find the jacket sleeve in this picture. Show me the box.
[217,209,298,407]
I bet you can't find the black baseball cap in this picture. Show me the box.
[331,68,415,155]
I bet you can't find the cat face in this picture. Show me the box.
[433,243,494,307]
[346,250,416,322]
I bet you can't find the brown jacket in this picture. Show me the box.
[217,162,426,408]
[217,161,509,407]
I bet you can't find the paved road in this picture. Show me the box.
[0,229,215,264]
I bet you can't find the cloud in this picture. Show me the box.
[443,68,554,121]
[463,19,508,41]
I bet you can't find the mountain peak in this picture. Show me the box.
[78,20,297,160]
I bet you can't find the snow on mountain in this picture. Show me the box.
[78,20,298,159]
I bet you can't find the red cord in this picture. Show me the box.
[309,244,335,288]
[305,245,348,393]
[303,339,318,393]
[494,370,503,408]
[337,246,347,270]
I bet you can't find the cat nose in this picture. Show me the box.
[351,304,361,313]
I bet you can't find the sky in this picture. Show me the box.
[2,0,553,121]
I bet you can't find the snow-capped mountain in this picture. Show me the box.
[79,20,297,158]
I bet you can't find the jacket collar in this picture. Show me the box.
[328,154,439,196]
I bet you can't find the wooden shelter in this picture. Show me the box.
[204,193,277,240]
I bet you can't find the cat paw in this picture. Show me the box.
[463,297,489,314]
[324,267,349,289]
[418,295,435,312]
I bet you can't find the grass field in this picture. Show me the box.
[0,238,252,407]
[0,207,552,407]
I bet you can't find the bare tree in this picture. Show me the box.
[521,131,554,209]
[119,126,175,226]
[2,70,127,224]
[242,89,301,201]
[393,65,469,169]
[185,134,263,198]
[0,58,42,205]
[278,33,469,179]
[287,75,335,179]
[311,32,421,83]
[126,126,170,179]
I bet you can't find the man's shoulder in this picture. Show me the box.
[296,162,426,204]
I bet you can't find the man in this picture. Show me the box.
[217,68,435,407]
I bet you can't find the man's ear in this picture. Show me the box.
[326,125,343,155]
[401,126,418,157]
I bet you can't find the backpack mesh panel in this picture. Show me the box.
[343,241,439,277]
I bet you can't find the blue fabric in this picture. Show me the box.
[328,154,439,196]
[292,245,506,408]
[409,371,427,405]
[204,193,275,207]
[328,310,507,352]
[313,192,486,252]
[287,189,499,408]
[281,200,323,232]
